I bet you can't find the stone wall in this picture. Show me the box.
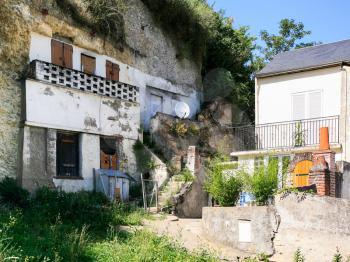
[202,193,350,261]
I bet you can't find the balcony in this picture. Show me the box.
[29,60,139,103]
[232,116,339,152]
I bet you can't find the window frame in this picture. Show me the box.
[56,132,80,178]
[291,90,323,120]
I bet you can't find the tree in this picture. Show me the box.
[259,18,320,63]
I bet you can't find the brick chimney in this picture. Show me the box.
[309,127,336,196]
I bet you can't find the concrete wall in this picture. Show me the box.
[202,194,350,261]
[202,206,278,255]
[29,33,200,130]
[26,79,140,139]
[256,67,342,124]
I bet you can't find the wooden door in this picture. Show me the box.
[293,160,313,187]
[100,151,118,170]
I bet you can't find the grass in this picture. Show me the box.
[0,182,217,261]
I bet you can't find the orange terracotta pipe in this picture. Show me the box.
[320,127,330,150]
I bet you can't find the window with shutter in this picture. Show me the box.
[63,44,73,69]
[106,61,113,80]
[51,40,73,68]
[112,63,120,81]
[106,61,120,81]
[57,132,79,177]
[308,91,322,118]
[292,94,306,120]
[51,39,64,66]
[81,54,96,75]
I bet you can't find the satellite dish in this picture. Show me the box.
[175,101,190,119]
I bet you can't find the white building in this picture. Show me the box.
[21,32,201,193]
[231,40,350,188]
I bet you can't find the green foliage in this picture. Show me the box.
[294,121,305,147]
[56,0,126,46]
[175,168,195,183]
[141,0,217,61]
[241,158,279,205]
[0,177,30,208]
[333,248,343,262]
[204,157,243,206]
[294,248,305,262]
[0,187,164,261]
[170,122,188,137]
[133,140,153,174]
[86,230,218,262]
[259,18,320,63]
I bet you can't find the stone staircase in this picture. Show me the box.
[158,176,187,211]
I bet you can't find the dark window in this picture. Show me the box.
[51,39,73,68]
[57,132,79,177]
[106,61,120,81]
[100,137,119,170]
[81,54,96,75]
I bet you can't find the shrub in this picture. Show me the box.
[294,248,305,262]
[241,158,279,205]
[333,248,343,262]
[0,177,30,208]
[176,168,194,182]
[170,122,188,137]
[204,157,243,206]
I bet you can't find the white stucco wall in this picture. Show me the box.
[29,33,201,130]
[26,79,140,140]
[256,67,342,124]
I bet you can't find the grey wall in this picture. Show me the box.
[202,194,350,261]
[202,206,278,256]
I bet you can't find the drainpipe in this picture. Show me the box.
[255,77,260,124]
[341,65,348,161]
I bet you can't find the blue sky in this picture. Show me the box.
[207,0,350,45]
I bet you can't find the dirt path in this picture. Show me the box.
[143,214,254,261]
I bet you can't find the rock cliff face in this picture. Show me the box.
[0,0,202,179]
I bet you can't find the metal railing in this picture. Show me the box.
[232,115,339,152]
[29,60,139,103]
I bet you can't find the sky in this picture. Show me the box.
[207,0,350,46]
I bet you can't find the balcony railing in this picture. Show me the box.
[232,116,339,152]
[29,60,139,103]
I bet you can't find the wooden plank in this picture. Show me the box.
[112,63,120,81]
[51,39,63,66]
[106,60,113,80]
[63,44,73,69]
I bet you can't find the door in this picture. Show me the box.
[150,94,163,117]
[293,160,313,187]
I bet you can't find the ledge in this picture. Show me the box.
[230,143,342,157]
[53,176,84,180]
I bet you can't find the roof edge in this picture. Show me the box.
[256,61,350,78]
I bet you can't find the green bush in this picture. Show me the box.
[204,157,243,206]
[242,158,279,205]
[0,177,30,208]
